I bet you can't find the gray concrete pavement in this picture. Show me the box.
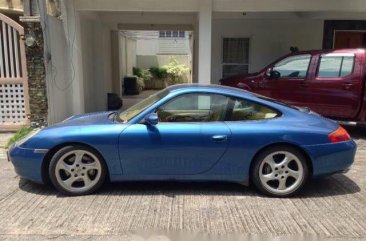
[0,128,365,240]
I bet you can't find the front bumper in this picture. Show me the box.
[8,144,47,184]
[302,140,356,177]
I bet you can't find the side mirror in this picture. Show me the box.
[144,113,159,125]
[269,70,281,79]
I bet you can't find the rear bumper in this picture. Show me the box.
[8,144,46,184]
[302,140,356,177]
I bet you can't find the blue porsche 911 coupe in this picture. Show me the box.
[8,85,356,197]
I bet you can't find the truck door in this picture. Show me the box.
[306,52,363,119]
[257,54,313,108]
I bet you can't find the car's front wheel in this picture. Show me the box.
[49,145,106,195]
[251,146,309,197]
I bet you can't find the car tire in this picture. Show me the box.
[251,145,309,197]
[49,145,107,196]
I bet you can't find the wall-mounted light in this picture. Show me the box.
[25,32,37,47]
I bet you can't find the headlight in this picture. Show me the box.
[16,128,41,147]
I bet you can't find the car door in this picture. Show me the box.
[256,54,313,108]
[306,52,363,118]
[118,93,231,175]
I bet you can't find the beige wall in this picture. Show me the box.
[45,15,74,123]
[75,0,366,12]
[137,55,191,69]
[211,18,323,83]
[0,0,23,13]
[80,12,113,113]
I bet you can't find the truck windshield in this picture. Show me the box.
[118,89,169,122]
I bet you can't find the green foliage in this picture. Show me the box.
[133,67,152,91]
[149,67,168,79]
[6,126,33,148]
[137,78,145,93]
[163,57,190,85]
[132,67,143,77]
[140,69,152,82]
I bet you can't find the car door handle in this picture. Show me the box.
[212,135,227,142]
[343,83,354,90]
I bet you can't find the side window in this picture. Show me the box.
[272,54,311,78]
[157,94,230,123]
[318,55,355,78]
[229,98,280,121]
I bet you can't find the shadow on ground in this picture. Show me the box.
[345,126,366,139]
[19,173,360,199]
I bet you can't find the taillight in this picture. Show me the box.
[328,127,351,143]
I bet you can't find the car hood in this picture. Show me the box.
[220,72,262,86]
[48,111,116,128]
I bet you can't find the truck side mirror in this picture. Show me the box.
[269,70,281,79]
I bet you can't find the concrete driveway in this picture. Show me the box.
[0,128,365,241]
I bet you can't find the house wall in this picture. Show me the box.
[44,16,74,123]
[44,3,115,123]
[75,0,366,12]
[80,12,113,113]
[211,18,323,83]
[133,31,192,82]
[136,55,191,70]
[41,0,366,124]
[0,0,23,13]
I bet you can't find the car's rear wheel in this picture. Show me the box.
[251,146,309,197]
[49,145,106,196]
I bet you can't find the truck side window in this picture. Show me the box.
[318,55,355,78]
[272,54,311,79]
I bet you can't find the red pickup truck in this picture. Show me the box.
[220,48,366,125]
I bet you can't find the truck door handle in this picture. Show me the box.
[343,83,353,89]
[212,135,227,142]
[300,82,309,87]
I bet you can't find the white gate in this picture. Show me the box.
[0,13,29,130]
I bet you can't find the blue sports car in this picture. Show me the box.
[8,85,356,197]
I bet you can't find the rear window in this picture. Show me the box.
[254,94,310,113]
[318,54,355,78]
[228,97,280,121]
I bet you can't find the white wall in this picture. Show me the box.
[79,12,113,112]
[42,0,85,124]
[44,16,74,123]
[211,18,323,83]
[120,35,137,77]
[75,0,366,12]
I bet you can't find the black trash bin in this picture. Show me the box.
[123,76,140,95]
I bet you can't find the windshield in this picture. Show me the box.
[118,89,169,122]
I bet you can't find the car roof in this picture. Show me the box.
[286,48,366,56]
[166,84,256,98]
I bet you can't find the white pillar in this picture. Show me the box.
[111,31,122,96]
[197,0,212,84]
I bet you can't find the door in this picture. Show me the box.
[257,54,313,108]
[334,31,366,49]
[306,53,363,118]
[118,93,231,175]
